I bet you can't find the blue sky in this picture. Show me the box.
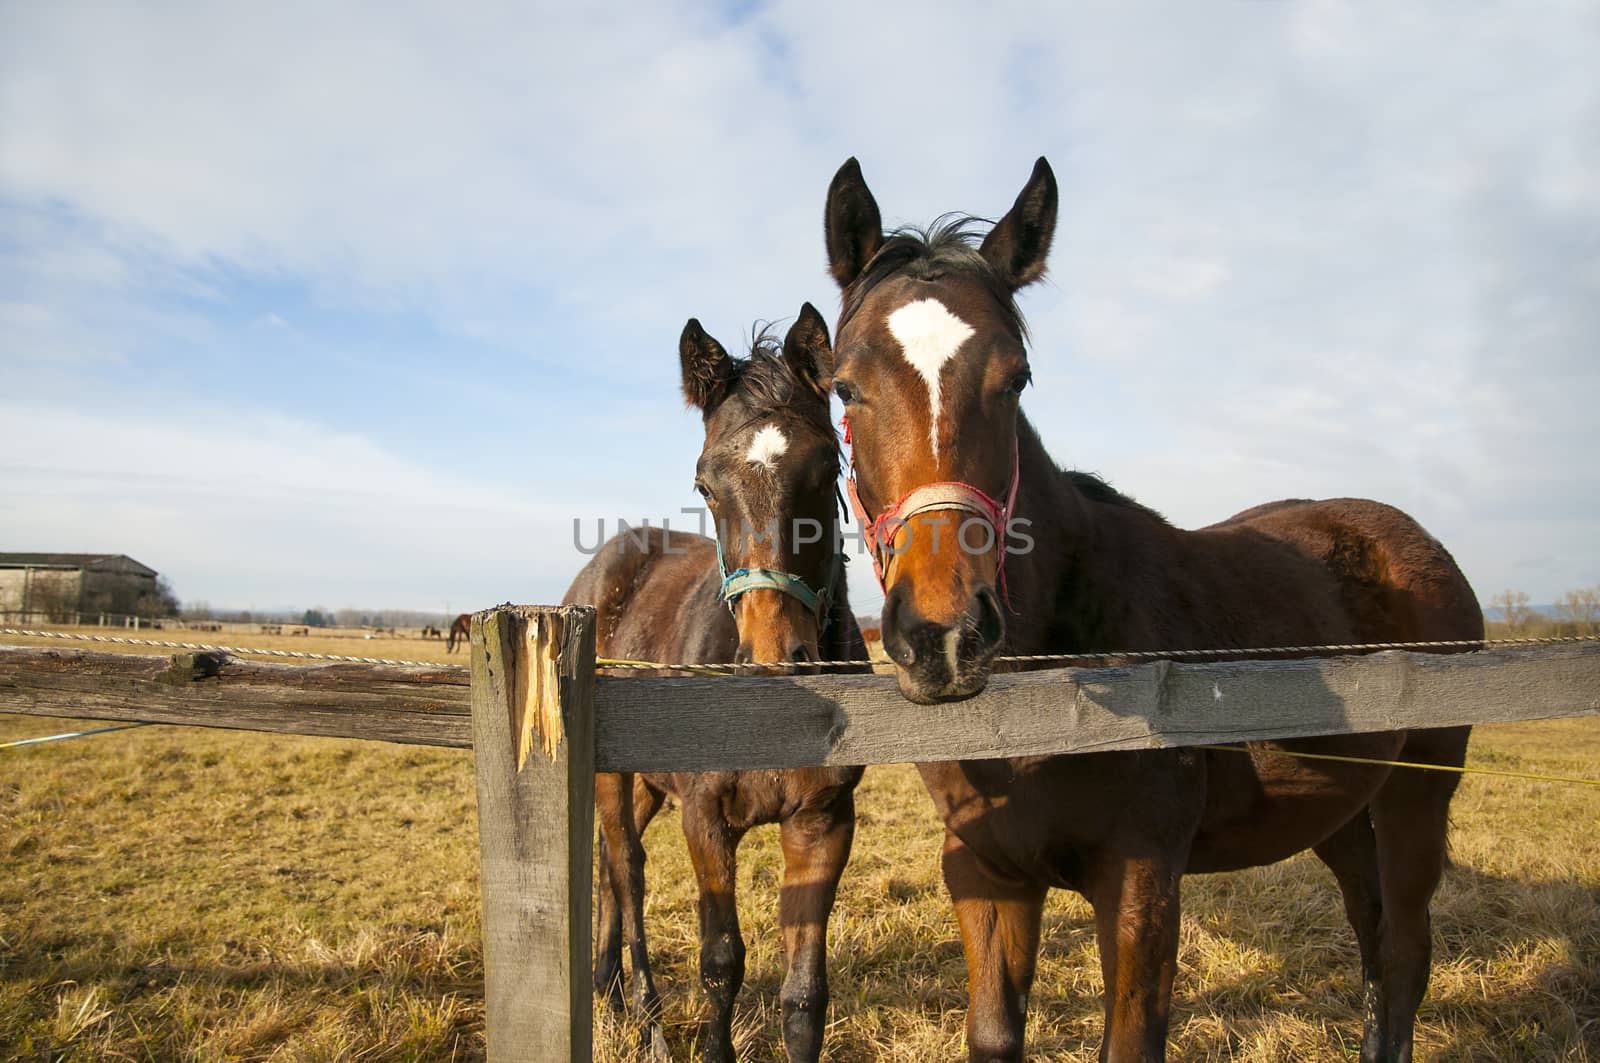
[3,1,1596,618]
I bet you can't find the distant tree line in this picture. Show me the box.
[1485,585,1600,638]
[177,602,454,629]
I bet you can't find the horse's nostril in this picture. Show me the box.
[790,644,813,664]
[972,586,1004,654]
[886,636,915,667]
[882,586,918,667]
[735,643,754,665]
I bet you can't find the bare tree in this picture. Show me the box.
[134,576,180,619]
[1487,589,1533,634]
[1555,586,1600,635]
[29,571,81,623]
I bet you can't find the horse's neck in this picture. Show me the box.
[1004,418,1168,656]
[823,597,859,662]
[823,513,867,663]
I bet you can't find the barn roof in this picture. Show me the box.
[0,553,158,576]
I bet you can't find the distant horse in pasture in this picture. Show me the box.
[445,614,471,653]
[822,157,1481,1063]
[563,306,867,1063]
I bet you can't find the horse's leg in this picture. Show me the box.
[632,777,670,1059]
[593,820,625,1008]
[634,773,667,834]
[595,770,667,1057]
[596,776,667,1008]
[1369,726,1469,1063]
[776,791,856,1063]
[943,830,1047,1063]
[682,792,746,1063]
[1313,810,1387,1062]
[1088,850,1184,1063]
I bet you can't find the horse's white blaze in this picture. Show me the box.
[745,424,789,470]
[887,298,975,459]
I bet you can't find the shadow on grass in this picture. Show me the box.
[1167,859,1599,1059]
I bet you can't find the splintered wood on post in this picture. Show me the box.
[470,605,596,1063]
[511,611,568,770]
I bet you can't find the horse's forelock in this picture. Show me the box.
[837,215,1031,344]
[713,334,839,462]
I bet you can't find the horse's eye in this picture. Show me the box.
[834,380,859,405]
[693,480,713,501]
[1007,370,1032,395]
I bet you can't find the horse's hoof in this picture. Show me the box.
[696,1032,736,1063]
[594,975,626,1012]
[645,1022,669,1061]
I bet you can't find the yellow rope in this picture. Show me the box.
[1195,743,1600,788]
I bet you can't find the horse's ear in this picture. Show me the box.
[979,157,1057,290]
[825,157,883,289]
[680,318,736,413]
[783,302,833,398]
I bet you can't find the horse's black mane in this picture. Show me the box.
[1064,469,1168,524]
[724,326,838,454]
[838,215,1029,343]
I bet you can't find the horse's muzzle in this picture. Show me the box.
[880,581,1004,704]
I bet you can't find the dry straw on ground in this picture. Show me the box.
[1,628,1596,1060]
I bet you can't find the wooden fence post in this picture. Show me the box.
[470,605,596,1062]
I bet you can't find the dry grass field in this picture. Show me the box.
[2,625,1597,1061]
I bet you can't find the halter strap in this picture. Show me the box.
[841,414,1020,605]
[715,534,842,631]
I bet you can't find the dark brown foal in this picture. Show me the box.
[563,306,866,1063]
[822,157,1479,1062]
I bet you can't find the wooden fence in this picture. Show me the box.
[3,604,1599,1060]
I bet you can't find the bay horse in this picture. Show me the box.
[445,613,471,653]
[562,305,867,1062]
[822,158,1481,1062]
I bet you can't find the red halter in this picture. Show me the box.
[840,414,1020,605]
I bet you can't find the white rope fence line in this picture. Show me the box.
[5,626,1597,675]
[0,628,449,668]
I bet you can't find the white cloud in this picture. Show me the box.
[0,401,581,611]
[1,0,1595,608]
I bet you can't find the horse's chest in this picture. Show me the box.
[919,752,1204,890]
[726,771,798,828]
[675,767,859,831]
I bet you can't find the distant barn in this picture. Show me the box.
[0,553,161,623]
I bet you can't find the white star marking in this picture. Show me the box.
[745,424,789,470]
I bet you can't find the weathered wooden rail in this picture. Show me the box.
[3,605,1599,1060]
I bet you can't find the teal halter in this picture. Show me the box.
[715,534,844,631]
